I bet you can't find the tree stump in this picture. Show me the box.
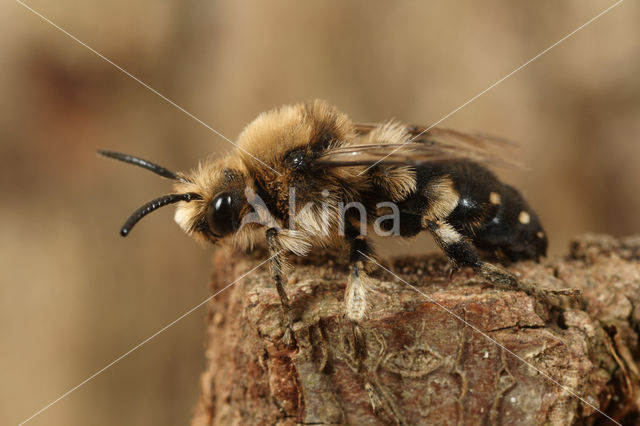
[191,234,640,425]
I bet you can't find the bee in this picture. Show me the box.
[99,100,548,344]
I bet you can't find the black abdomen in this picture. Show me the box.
[396,161,548,262]
[473,183,548,261]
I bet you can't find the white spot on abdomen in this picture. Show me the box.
[518,211,531,225]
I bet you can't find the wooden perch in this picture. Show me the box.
[191,234,640,425]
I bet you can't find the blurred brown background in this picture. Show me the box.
[1,1,638,425]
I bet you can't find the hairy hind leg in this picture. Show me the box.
[425,219,519,289]
[343,228,409,423]
[426,220,578,298]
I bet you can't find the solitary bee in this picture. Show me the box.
[99,100,548,342]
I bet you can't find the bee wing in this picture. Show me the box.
[314,125,521,168]
[353,123,517,151]
[313,143,512,168]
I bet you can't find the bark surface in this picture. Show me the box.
[191,234,640,425]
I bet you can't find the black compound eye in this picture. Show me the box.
[206,192,237,237]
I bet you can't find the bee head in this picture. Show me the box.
[172,156,255,245]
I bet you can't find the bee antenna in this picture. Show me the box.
[97,150,187,182]
[120,192,201,237]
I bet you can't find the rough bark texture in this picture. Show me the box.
[191,234,640,425]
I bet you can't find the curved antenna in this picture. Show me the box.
[98,150,187,182]
[120,192,201,236]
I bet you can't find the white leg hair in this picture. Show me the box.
[345,263,373,322]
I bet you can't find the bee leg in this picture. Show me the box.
[476,261,519,289]
[345,234,374,361]
[346,263,372,324]
[342,229,371,363]
[266,228,296,347]
[345,232,409,422]
[427,220,578,300]
[447,263,460,281]
[426,220,519,289]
